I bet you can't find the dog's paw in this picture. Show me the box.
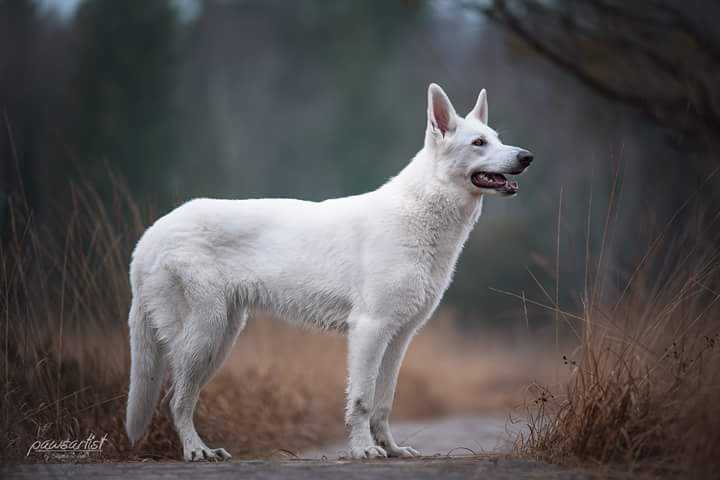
[184,445,232,462]
[350,445,388,459]
[386,445,421,458]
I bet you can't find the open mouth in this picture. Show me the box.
[471,172,519,195]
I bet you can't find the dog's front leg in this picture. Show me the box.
[370,321,421,458]
[345,316,393,459]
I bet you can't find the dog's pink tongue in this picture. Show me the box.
[491,174,506,186]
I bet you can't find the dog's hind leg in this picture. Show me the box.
[167,293,247,462]
[370,321,421,457]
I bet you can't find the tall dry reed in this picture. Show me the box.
[514,179,720,476]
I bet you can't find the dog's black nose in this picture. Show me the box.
[517,150,534,167]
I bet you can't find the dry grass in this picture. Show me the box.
[8,173,718,473]
[513,189,720,476]
[0,182,555,463]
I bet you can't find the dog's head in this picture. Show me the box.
[424,83,533,197]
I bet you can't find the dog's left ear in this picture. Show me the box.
[427,83,458,137]
[466,89,488,124]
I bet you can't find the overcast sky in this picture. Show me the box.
[36,0,201,20]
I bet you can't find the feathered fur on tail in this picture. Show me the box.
[125,299,165,445]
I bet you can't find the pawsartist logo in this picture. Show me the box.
[27,432,109,458]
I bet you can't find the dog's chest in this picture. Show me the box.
[399,202,478,308]
[421,221,470,285]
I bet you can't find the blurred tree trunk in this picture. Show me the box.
[1,0,41,224]
[70,0,180,200]
[1,0,76,228]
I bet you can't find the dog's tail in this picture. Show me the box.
[125,296,165,445]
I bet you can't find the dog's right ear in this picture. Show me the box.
[466,88,488,124]
[427,83,457,138]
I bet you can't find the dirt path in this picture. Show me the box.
[3,457,618,480]
[2,416,621,479]
[304,415,513,459]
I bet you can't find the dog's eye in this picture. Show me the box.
[472,138,487,147]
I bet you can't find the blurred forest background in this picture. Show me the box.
[2,0,719,333]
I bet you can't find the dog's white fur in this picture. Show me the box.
[125,83,532,461]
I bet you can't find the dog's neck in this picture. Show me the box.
[377,147,483,286]
[384,147,483,227]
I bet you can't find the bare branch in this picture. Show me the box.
[478,0,720,143]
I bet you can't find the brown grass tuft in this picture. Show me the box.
[514,198,720,476]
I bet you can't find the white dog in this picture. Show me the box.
[125,83,533,461]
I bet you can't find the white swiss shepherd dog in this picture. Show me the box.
[125,83,533,461]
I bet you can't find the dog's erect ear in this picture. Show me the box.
[466,89,488,124]
[427,83,457,137]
